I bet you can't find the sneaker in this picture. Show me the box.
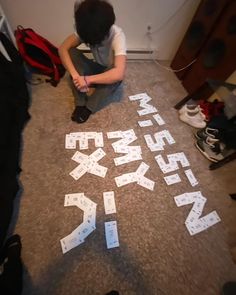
[179,104,206,120]
[179,104,198,114]
[71,106,92,123]
[195,127,219,140]
[195,137,224,162]
[179,111,206,128]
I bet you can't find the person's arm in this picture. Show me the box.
[59,34,88,91]
[58,33,81,78]
[86,55,126,86]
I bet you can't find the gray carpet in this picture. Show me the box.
[12,61,236,295]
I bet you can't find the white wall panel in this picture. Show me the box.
[1,0,200,60]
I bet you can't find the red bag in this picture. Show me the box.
[15,26,65,86]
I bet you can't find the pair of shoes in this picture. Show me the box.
[71,106,92,123]
[195,127,219,141]
[195,136,225,162]
[195,127,235,162]
[179,104,206,129]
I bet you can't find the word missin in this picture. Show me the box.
[128,92,221,236]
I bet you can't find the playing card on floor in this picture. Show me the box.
[105,221,119,249]
[103,191,116,215]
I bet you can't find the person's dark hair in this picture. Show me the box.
[75,0,115,46]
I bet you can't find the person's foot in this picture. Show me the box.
[0,234,22,264]
[7,234,22,259]
[71,106,92,123]
[222,281,236,295]
[71,106,83,122]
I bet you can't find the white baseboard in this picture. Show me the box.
[127,50,153,60]
[81,48,158,60]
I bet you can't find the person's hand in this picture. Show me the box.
[72,74,89,92]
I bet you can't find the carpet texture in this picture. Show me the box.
[12,61,236,295]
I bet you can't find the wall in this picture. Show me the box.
[0,0,201,60]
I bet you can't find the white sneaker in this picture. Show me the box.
[179,104,206,120]
[179,104,198,114]
[179,111,206,128]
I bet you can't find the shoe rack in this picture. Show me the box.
[171,0,236,98]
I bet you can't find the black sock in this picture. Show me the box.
[72,106,92,123]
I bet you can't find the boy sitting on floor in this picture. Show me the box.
[59,0,127,123]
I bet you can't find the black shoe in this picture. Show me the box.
[105,291,119,295]
[222,282,236,295]
[195,127,219,140]
[71,106,92,123]
[71,106,84,122]
[195,137,224,162]
[0,234,22,264]
[6,234,22,259]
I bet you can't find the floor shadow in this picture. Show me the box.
[22,239,166,295]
